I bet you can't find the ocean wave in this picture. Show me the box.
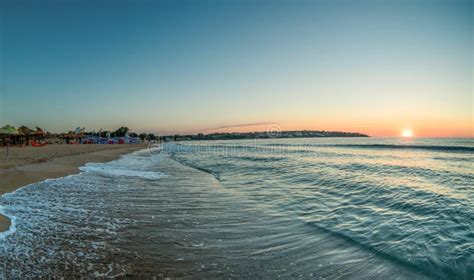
[433,156,473,162]
[259,142,474,153]
[168,155,221,180]
[78,148,167,180]
[235,156,287,162]
[79,163,166,180]
[169,138,474,278]
[324,144,474,152]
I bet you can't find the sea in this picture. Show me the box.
[0,137,472,279]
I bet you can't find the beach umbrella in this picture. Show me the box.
[18,125,33,135]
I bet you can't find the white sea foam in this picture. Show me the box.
[0,206,16,241]
[79,150,166,179]
[0,170,141,277]
[79,163,166,180]
[0,147,170,277]
[0,148,164,243]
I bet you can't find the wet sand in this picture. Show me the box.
[0,144,147,233]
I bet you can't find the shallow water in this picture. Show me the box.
[0,138,473,278]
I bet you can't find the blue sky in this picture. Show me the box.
[0,0,472,136]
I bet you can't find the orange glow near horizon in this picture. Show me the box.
[195,120,473,138]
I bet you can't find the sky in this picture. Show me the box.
[0,0,472,137]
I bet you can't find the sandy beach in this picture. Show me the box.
[0,144,147,233]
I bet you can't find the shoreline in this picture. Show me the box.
[0,144,147,233]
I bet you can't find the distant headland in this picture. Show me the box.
[166,130,369,141]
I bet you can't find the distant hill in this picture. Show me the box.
[164,130,369,141]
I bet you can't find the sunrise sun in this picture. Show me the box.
[401,129,414,138]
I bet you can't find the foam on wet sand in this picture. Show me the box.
[0,144,147,233]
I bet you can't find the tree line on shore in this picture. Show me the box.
[0,125,158,142]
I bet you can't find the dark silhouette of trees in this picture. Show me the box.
[139,133,147,141]
[114,127,129,137]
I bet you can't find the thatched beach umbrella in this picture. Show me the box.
[18,125,33,135]
[0,124,18,135]
[0,125,21,146]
